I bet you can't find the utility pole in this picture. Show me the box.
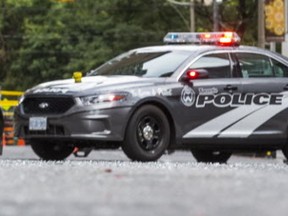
[213,0,219,31]
[282,0,288,56]
[258,0,265,48]
[168,0,221,33]
[190,0,195,32]
[167,0,195,32]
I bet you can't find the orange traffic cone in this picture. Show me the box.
[2,133,6,146]
[17,138,25,146]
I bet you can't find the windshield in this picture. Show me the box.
[88,50,191,77]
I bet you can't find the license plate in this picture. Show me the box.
[29,117,47,131]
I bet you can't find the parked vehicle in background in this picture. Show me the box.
[0,90,24,147]
[0,108,3,155]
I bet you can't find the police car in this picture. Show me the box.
[14,32,288,163]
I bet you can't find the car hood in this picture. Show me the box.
[26,76,165,96]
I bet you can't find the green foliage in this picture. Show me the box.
[0,0,258,90]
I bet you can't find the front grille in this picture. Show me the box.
[22,97,75,115]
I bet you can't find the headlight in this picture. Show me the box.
[80,93,127,106]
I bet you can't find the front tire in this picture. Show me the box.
[191,149,232,163]
[30,140,74,160]
[122,105,170,162]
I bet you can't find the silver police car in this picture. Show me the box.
[14,32,288,163]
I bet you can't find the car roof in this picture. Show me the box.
[133,45,231,54]
[132,44,288,62]
[134,44,267,53]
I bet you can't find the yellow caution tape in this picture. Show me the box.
[0,100,19,107]
[0,90,23,96]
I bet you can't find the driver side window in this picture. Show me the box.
[189,53,231,78]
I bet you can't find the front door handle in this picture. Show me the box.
[224,85,238,91]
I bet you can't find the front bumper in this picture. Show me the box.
[14,106,132,142]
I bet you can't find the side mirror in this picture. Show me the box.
[181,69,209,82]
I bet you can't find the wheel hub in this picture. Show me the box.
[142,125,154,141]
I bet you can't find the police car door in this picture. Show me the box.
[179,52,243,139]
[223,52,288,140]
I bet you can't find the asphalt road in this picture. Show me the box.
[0,146,288,216]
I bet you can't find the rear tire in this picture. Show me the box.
[30,140,74,160]
[191,149,231,163]
[122,105,170,162]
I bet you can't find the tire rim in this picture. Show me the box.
[137,115,162,151]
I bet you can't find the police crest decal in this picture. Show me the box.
[181,85,195,107]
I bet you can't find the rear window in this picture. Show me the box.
[235,53,273,78]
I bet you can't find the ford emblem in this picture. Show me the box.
[39,102,49,109]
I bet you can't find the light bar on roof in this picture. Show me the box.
[163,32,241,46]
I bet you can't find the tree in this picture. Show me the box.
[0,0,33,88]
[0,0,258,90]
[194,0,258,42]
